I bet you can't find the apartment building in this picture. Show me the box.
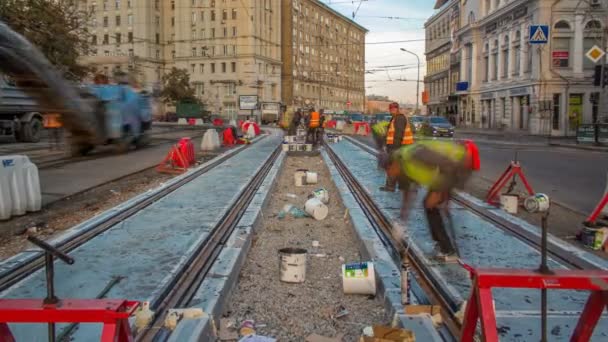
[424,0,460,118]
[453,0,606,136]
[79,0,282,119]
[281,0,367,113]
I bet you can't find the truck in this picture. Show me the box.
[260,102,280,124]
[0,21,152,155]
[176,100,209,120]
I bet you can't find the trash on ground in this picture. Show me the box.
[134,301,155,331]
[238,335,276,342]
[312,188,330,204]
[305,197,329,220]
[279,247,307,283]
[404,305,440,316]
[278,204,309,219]
[239,319,256,336]
[342,262,377,295]
[285,193,298,199]
[332,305,349,319]
[312,240,320,247]
[359,326,415,342]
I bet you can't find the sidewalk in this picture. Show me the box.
[455,127,608,152]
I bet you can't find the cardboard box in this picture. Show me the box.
[359,326,415,342]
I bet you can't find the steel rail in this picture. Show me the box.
[0,141,255,292]
[135,147,282,342]
[323,143,463,339]
[343,135,600,271]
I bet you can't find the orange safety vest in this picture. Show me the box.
[309,111,320,128]
[43,114,62,129]
[386,114,414,146]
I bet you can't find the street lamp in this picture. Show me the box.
[400,48,420,113]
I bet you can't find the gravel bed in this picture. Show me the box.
[224,154,388,341]
[0,150,224,260]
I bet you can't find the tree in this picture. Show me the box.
[0,0,92,80]
[160,67,198,106]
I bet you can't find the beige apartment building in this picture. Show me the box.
[281,0,367,113]
[79,0,282,119]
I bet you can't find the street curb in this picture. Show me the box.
[548,142,608,152]
[167,151,286,342]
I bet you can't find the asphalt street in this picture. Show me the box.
[474,143,608,214]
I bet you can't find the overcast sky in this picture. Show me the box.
[320,0,436,104]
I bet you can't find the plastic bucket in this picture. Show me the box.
[312,188,329,204]
[500,194,519,214]
[305,171,318,184]
[342,261,376,295]
[294,169,307,187]
[279,248,307,283]
[581,226,598,248]
[305,197,328,220]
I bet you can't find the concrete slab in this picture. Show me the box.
[0,135,282,341]
[398,314,443,341]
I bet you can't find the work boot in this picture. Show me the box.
[379,186,395,192]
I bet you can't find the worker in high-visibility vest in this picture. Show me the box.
[380,102,414,192]
[307,108,321,146]
[387,139,480,257]
[372,120,390,169]
[43,113,63,150]
[316,109,326,144]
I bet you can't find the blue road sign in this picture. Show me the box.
[529,25,549,44]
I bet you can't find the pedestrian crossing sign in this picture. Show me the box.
[529,25,549,44]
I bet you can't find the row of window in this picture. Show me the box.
[182,45,237,58]
[190,26,237,40]
[90,0,133,12]
[189,62,237,74]
[190,8,237,24]
[427,54,450,75]
[292,1,364,42]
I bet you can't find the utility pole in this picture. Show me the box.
[401,48,421,113]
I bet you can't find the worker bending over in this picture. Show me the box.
[381,102,414,192]
[387,140,480,257]
[371,120,390,169]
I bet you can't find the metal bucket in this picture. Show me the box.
[279,248,307,283]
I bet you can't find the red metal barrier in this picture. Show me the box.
[0,299,138,342]
[486,161,534,205]
[157,145,189,174]
[460,263,608,342]
[178,137,195,166]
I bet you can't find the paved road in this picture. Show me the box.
[474,143,608,214]
[352,134,608,214]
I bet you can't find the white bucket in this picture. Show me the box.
[279,247,307,283]
[294,169,307,187]
[342,262,376,295]
[305,197,328,220]
[282,143,289,152]
[312,188,329,204]
[305,171,318,184]
[500,194,519,214]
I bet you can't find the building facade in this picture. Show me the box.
[79,0,282,119]
[281,0,367,113]
[424,0,460,121]
[453,0,606,136]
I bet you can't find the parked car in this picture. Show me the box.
[420,116,455,137]
[374,113,392,123]
[408,115,426,134]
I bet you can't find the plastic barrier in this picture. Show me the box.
[223,128,236,145]
[0,155,42,220]
[177,118,188,125]
[354,122,370,136]
[201,129,221,151]
[213,118,224,127]
[187,118,196,126]
[326,120,337,129]
[194,118,204,126]
[178,138,195,166]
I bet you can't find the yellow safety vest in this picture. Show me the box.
[398,140,466,187]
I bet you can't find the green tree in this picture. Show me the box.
[160,67,199,106]
[0,0,92,80]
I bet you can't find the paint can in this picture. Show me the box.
[500,194,519,214]
[289,144,298,152]
[294,169,307,187]
[341,261,376,295]
[523,193,550,213]
[305,197,328,220]
[281,143,289,152]
[312,188,329,204]
[304,144,313,152]
[581,226,599,248]
[279,247,307,283]
[305,171,318,184]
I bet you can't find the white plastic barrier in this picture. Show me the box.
[336,120,346,131]
[177,118,188,125]
[229,119,237,127]
[200,129,221,151]
[0,155,42,220]
[194,118,204,126]
[246,124,256,139]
